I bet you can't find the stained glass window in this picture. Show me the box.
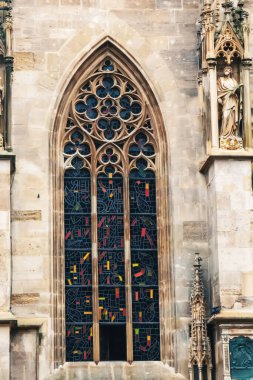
[63,58,160,362]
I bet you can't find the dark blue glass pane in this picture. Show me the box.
[130,161,155,179]
[64,174,91,214]
[65,214,91,249]
[75,101,86,113]
[64,143,76,155]
[130,162,160,361]
[143,144,155,156]
[104,129,115,140]
[130,178,156,214]
[131,102,142,114]
[130,215,157,250]
[67,118,74,129]
[71,157,84,170]
[133,324,160,361]
[111,119,120,130]
[83,123,92,133]
[71,131,83,143]
[97,215,124,249]
[66,323,93,361]
[97,178,123,214]
[96,86,107,98]
[109,87,120,98]
[65,250,92,286]
[66,287,93,323]
[86,108,98,120]
[65,165,92,362]
[132,286,159,323]
[104,99,113,107]
[64,167,89,179]
[78,143,90,155]
[110,106,117,115]
[101,107,109,115]
[99,286,126,322]
[86,96,98,108]
[102,60,114,71]
[98,118,109,130]
[102,76,114,90]
[97,174,126,326]
[131,250,158,286]
[194,365,199,380]
[98,250,125,285]
[120,97,130,108]
[135,132,147,144]
[120,109,131,120]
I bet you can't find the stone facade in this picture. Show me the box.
[0,0,252,379]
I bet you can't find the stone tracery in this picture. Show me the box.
[62,56,161,363]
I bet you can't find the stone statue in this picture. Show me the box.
[217,66,243,148]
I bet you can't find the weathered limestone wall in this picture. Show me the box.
[8,0,216,378]
[10,329,38,380]
[245,0,253,143]
[0,158,11,311]
[206,159,253,310]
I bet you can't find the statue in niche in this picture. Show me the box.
[217,66,243,150]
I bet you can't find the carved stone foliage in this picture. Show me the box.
[188,253,212,380]
[230,336,253,379]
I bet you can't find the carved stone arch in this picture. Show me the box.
[51,37,174,368]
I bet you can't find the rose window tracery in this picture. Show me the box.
[68,59,144,142]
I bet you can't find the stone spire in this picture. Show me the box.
[188,253,212,380]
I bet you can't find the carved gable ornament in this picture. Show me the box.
[215,21,244,64]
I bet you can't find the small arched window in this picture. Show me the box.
[56,47,171,364]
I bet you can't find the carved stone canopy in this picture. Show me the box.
[215,21,244,64]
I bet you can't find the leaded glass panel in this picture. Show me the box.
[65,168,93,361]
[63,57,161,363]
[130,163,160,361]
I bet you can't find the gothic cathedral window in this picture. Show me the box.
[63,57,161,363]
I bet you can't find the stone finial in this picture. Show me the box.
[222,0,233,22]
[188,253,212,380]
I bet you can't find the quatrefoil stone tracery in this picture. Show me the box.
[68,60,145,143]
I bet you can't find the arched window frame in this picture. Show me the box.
[51,38,174,367]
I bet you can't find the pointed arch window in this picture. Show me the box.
[62,56,164,363]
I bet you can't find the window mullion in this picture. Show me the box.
[124,173,133,363]
[92,173,100,363]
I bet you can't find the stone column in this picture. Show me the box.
[202,156,253,377]
[242,59,252,148]
[0,324,10,379]
[207,59,219,150]
[0,154,15,380]
[203,157,253,308]
[221,331,231,380]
